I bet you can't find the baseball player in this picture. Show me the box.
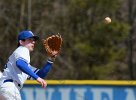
[0,31,56,100]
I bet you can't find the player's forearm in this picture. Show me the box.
[36,59,53,79]
[16,59,39,80]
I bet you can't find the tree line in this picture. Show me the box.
[0,0,136,80]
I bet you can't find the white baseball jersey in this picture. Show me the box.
[1,46,37,86]
[0,71,2,77]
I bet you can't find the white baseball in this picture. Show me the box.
[104,17,111,24]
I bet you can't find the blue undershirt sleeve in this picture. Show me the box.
[36,60,53,79]
[16,59,39,80]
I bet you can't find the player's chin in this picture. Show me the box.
[31,49,34,51]
[30,47,34,51]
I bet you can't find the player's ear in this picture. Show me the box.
[19,40,25,46]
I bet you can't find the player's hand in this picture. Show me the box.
[36,77,47,88]
[48,55,57,62]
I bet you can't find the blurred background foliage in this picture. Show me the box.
[0,0,135,80]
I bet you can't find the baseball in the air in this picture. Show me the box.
[104,17,111,24]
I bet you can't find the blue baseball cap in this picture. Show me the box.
[18,30,39,41]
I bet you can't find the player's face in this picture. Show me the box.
[21,38,36,51]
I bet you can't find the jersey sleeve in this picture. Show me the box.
[16,59,39,80]
[28,59,53,80]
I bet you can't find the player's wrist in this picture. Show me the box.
[47,56,56,62]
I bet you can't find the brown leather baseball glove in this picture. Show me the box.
[43,33,62,58]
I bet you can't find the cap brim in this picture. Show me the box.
[33,36,39,41]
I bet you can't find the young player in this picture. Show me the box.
[0,30,56,100]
